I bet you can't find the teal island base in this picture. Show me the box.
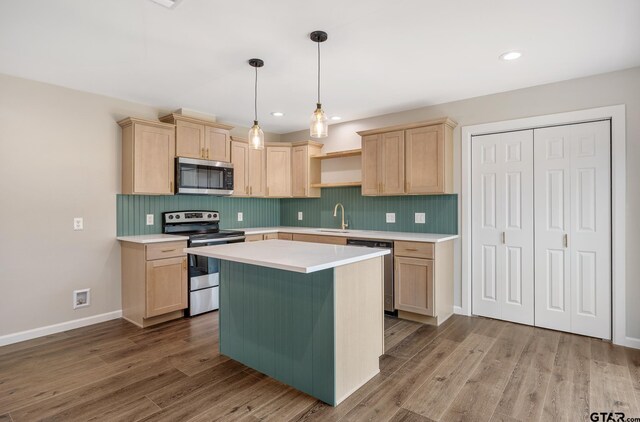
[219,257,384,406]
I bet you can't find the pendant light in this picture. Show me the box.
[248,58,265,150]
[310,31,328,138]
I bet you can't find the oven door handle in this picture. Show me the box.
[190,236,246,245]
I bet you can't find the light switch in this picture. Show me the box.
[386,213,396,223]
[237,212,243,222]
[298,212,303,221]
[73,217,83,231]
[415,213,426,224]
[146,214,154,225]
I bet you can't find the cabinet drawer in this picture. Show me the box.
[394,241,434,259]
[245,234,264,242]
[278,233,293,240]
[263,233,279,240]
[146,241,187,261]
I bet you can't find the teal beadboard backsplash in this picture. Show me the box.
[117,188,458,236]
[116,195,280,236]
[280,187,457,234]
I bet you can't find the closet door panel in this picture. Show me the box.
[534,120,610,339]
[534,127,572,332]
[569,120,611,339]
[501,133,534,324]
[472,130,533,324]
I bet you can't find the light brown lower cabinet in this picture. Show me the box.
[394,240,453,325]
[245,233,280,242]
[121,241,188,328]
[291,234,347,245]
[278,233,294,240]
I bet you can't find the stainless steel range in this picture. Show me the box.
[162,211,245,316]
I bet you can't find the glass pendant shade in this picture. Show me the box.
[248,120,264,150]
[310,103,328,138]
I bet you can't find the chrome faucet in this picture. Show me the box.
[333,203,348,230]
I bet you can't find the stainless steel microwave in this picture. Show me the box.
[175,157,234,195]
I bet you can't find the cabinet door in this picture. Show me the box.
[266,146,291,197]
[176,120,205,159]
[231,141,249,196]
[204,126,230,162]
[133,123,175,195]
[291,145,308,197]
[361,134,381,195]
[405,125,444,194]
[394,256,434,316]
[380,131,405,195]
[146,256,187,318]
[248,147,266,196]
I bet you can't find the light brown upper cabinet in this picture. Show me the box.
[119,117,176,195]
[160,113,233,161]
[265,144,292,197]
[291,141,323,198]
[405,124,453,194]
[230,137,266,197]
[361,131,405,195]
[358,118,456,196]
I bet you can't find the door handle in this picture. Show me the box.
[201,147,205,158]
[501,232,506,244]
[206,148,210,159]
[161,248,176,253]
[564,234,568,248]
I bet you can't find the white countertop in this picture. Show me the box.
[242,226,458,243]
[116,227,457,245]
[116,234,189,244]
[184,239,390,273]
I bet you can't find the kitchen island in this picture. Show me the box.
[185,239,390,406]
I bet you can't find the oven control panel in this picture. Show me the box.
[163,211,219,224]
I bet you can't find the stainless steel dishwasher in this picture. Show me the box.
[346,239,395,314]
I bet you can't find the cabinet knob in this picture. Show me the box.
[201,147,205,158]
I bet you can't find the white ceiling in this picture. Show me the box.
[1,0,639,134]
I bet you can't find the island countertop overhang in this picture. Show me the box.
[184,239,390,273]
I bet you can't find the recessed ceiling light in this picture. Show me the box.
[149,0,183,8]
[499,51,522,61]
[270,112,285,117]
[330,116,342,121]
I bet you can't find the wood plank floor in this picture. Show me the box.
[1,312,638,421]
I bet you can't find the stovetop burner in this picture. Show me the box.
[162,210,244,239]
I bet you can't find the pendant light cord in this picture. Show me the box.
[254,65,258,122]
[317,41,321,104]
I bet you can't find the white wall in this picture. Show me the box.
[282,66,640,339]
[0,73,279,338]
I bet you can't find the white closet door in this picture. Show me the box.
[534,121,611,339]
[472,130,534,324]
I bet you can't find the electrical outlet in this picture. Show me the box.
[146,214,154,225]
[298,212,303,221]
[386,213,396,223]
[73,289,90,309]
[237,212,243,222]
[73,217,83,231]
[415,213,426,224]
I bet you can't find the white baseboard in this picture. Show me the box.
[453,306,468,316]
[621,336,640,350]
[0,310,123,347]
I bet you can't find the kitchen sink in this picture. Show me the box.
[317,229,350,234]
